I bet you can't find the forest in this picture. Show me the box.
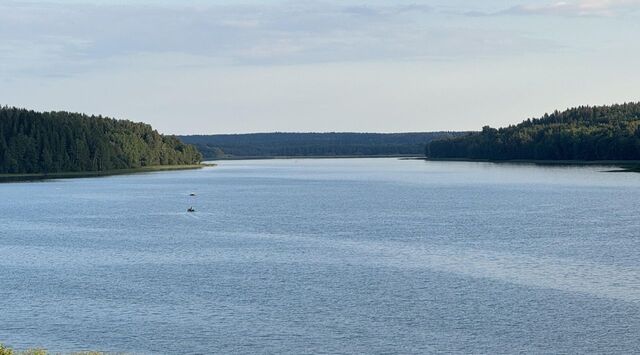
[0,106,202,174]
[427,103,640,161]
[179,132,465,159]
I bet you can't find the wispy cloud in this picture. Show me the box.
[503,0,640,17]
[0,1,557,78]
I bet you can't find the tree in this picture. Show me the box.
[0,107,202,174]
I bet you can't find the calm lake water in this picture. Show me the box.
[1,158,639,354]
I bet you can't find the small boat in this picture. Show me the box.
[187,207,196,213]
[190,193,196,196]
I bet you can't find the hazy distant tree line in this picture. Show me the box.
[428,103,640,161]
[179,132,466,159]
[0,106,201,174]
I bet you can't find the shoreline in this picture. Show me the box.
[0,164,214,183]
[206,154,422,161]
[420,157,640,172]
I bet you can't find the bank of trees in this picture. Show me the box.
[180,132,465,159]
[0,106,201,174]
[428,103,640,161]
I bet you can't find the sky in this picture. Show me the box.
[1,0,639,134]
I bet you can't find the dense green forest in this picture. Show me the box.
[428,103,640,161]
[0,106,201,174]
[179,132,465,159]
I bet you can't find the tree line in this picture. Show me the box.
[0,106,201,174]
[428,103,640,161]
[179,132,466,159]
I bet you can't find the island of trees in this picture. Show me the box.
[428,102,640,161]
[0,106,202,174]
[179,132,465,160]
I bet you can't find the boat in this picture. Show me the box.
[187,207,196,212]
[190,193,196,196]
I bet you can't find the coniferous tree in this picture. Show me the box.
[428,103,640,161]
[0,106,202,174]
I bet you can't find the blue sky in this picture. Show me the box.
[1,0,639,134]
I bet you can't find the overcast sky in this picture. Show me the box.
[1,0,639,134]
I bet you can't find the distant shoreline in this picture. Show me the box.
[209,154,422,161]
[0,164,213,183]
[421,158,640,172]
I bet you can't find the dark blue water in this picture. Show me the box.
[1,159,639,354]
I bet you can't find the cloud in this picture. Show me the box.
[342,4,432,17]
[503,0,640,17]
[0,1,557,79]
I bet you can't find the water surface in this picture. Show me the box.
[1,159,639,354]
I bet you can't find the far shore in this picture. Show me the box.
[420,157,640,172]
[0,164,214,183]
[207,154,422,161]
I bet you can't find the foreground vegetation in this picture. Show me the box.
[179,132,465,159]
[0,106,201,174]
[0,344,107,355]
[428,103,640,161]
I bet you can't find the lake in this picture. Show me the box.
[1,158,639,354]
